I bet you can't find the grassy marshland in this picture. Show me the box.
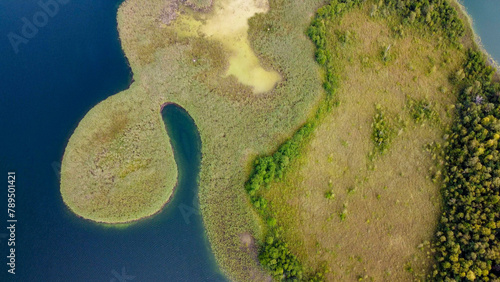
[61,0,500,280]
[263,5,463,278]
[62,0,326,280]
[245,0,500,281]
[61,85,178,223]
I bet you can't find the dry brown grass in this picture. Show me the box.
[263,6,465,281]
[184,0,213,11]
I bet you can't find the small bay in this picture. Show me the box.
[0,0,225,280]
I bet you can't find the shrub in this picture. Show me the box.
[371,105,394,154]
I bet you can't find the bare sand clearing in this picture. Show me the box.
[200,0,281,93]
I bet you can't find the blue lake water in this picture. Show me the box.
[461,0,500,66]
[0,0,225,281]
[0,0,499,281]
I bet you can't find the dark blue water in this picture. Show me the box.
[0,0,225,281]
[461,0,500,67]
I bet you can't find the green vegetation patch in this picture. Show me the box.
[61,86,178,223]
[432,50,500,281]
[407,96,440,124]
[371,104,395,154]
[382,0,465,43]
[243,0,498,280]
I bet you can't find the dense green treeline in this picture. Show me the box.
[433,50,500,281]
[383,0,464,42]
[245,0,498,280]
[246,1,362,280]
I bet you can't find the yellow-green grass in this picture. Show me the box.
[262,3,468,281]
[61,85,178,223]
[62,0,326,280]
[60,0,491,279]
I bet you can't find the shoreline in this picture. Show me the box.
[60,0,500,279]
[62,173,180,226]
[61,103,185,226]
[454,0,500,72]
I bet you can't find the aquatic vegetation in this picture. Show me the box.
[64,0,325,279]
[61,87,178,223]
[200,0,281,93]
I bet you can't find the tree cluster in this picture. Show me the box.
[433,50,500,281]
[384,0,465,42]
[407,96,440,123]
[246,122,315,213]
[259,234,304,280]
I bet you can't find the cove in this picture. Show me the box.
[151,102,228,281]
[0,0,226,280]
[46,103,227,281]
